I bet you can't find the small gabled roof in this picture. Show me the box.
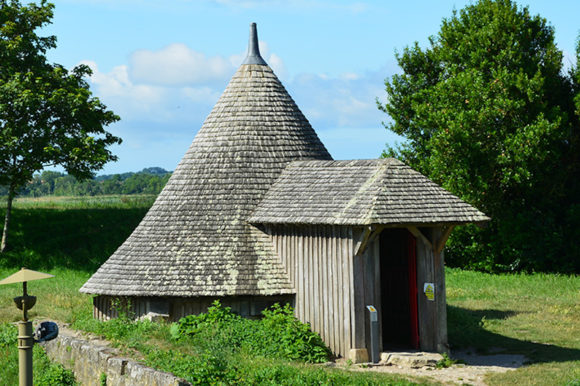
[249,159,490,226]
[80,24,331,298]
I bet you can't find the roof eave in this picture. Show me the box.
[248,216,491,228]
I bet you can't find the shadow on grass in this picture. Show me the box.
[0,206,149,273]
[447,305,580,364]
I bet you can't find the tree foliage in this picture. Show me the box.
[0,0,121,251]
[0,168,171,197]
[379,0,580,273]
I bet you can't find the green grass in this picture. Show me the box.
[71,309,423,385]
[0,323,76,385]
[446,268,580,385]
[0,195,578,385]
[0,195,154,272]
[0,195,152,384]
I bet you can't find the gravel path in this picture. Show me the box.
[347,349,527,385]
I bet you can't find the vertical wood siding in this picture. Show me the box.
[93,295,293,322]
[267,224,354,358]
[414,227,448,352]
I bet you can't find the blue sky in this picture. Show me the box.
[41,0,579,174]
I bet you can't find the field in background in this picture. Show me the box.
[0,196,578,384]
[5,194,157,209]
[0,195,154,272]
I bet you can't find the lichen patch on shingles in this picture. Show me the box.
[81,63,331,298]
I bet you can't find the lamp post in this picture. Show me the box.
[0,268,54,386]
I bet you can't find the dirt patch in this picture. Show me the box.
[342,349,527,385]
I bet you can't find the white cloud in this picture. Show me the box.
[181,87,222,103]
[130,43,235,86]
[78,44,395,172]
[126,41,286,86]
[78,59,221,125]
[317,126,403,160]
[268,53,288,80]
[340,72,360,81]
[79,60,166,118]
[79,41,289,122]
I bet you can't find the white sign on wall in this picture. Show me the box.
[424,282,435,301]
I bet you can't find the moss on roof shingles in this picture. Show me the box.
[81,62,332,297]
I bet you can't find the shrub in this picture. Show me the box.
[173,301,257,357]
[255,303,331,363]
[174,301,331,363]
[0,323,16,347]
[35,361,76,386]
[142,346,238,385]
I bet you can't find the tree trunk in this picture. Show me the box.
[1,185,15,253]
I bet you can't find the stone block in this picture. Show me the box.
[381,351,443,368]
[349,348,369,363]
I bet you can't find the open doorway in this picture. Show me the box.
[380,228,419,350]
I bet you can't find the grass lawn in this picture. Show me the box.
[0,195,578,384]
[446,268,580,385]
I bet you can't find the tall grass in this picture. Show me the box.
[0,195,154,272]
[0,196,153,384]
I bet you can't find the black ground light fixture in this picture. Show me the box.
[0,268,57,386]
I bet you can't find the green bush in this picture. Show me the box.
[174,301,331,364]
[0,322,16,347]
[256,303,331,363]
[35,361,76,386]
[142,346,239,385]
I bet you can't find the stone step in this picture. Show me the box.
[380,351,444,368]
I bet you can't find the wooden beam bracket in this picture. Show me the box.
[354,226,372,256]
[407,226,432,250]
[434,226,454,254]
[355,225,383,256]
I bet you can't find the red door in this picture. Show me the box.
[407,233,419,349]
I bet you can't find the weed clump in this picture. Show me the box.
[173,301,331,364]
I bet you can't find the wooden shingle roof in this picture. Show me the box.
[249,159,490,226]
[80,25,332,297]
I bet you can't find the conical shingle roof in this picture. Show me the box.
[81,24,332,297]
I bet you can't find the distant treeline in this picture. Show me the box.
[0,167,172,197]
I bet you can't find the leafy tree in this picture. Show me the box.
[6,168,171,197]
[0,0,121,251]
[379,0,580,272]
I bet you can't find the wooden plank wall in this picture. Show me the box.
[364,238,381,353]
[414,226,448,352]
[433,229,449,353]
[171,295,294,321]
[268,224,354,358]
[94,295,294,322]
[93,296,150,321]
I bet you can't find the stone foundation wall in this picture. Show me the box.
[42,329,190,386]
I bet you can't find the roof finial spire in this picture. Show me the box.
[242,22,267,65]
